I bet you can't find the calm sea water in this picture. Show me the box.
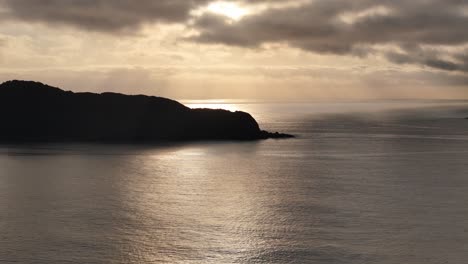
[1,101,468,264]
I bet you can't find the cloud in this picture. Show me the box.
[385,46,468,73]
[3,0,467,74]
[0,0,211,33]
[1,0,467,89]
[188,0,468,72]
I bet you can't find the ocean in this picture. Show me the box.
[1,101,468,263]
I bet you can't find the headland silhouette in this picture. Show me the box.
[0,80,293,142]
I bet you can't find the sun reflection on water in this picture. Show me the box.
[122,143,270,263]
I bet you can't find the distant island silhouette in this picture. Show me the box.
[0,80,293,142]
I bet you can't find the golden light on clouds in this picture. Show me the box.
[0,0,467,100]
[206,1,249,21]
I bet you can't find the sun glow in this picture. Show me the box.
[207,1,249,20]
[184,100,241,112]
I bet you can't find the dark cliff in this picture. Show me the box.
[0,80,293,142]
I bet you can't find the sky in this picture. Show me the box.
[0,0,467,100]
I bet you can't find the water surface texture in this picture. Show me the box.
[1,101,468,263]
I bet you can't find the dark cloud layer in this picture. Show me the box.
[0,0,467,74]
[386,49,468,73]
[0,0,281,31]
[0,0,211,32]
[189,0,468,73]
